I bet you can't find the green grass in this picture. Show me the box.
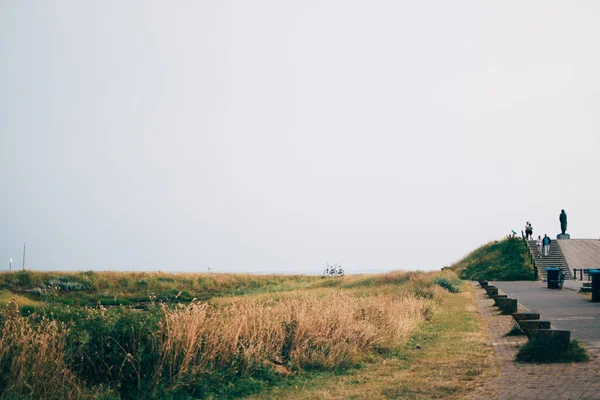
[0,271,328,306]
[449,237,535,281]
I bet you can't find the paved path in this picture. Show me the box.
[492,281,600,353]
[561,278,591,292]
[470,283,600,400]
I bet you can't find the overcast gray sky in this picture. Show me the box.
[1,1,599,273]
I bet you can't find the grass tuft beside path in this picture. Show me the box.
[516,338,589,363]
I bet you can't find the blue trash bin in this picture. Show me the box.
[589,269,600,302]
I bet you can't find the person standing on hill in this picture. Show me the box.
[542,234,551,257]
[528,222,533,239]
[525,222,533,240]
[536,235,543,257]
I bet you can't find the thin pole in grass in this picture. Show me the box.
[9,257,12,271]
[22,243,26,271]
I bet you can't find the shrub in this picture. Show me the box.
[434,277,461,293]
[516,338,589,363]
[42,304,163,398]
[48,279,90,291]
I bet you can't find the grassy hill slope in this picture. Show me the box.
[449,237,535,281]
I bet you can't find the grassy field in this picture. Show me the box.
[0,270,329,307]
[0,269,490,399]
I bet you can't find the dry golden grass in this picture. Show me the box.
[0,299,82,399]
[247,283,491,399]
[155,289,435,390]
[0,290,44,308]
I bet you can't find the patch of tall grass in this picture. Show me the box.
[158,292,432,381]
[0,299,82,399]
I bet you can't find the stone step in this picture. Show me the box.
[525,239,571,280]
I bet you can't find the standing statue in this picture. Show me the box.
[559,209,568,234]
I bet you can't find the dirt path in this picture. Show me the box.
[470,283,600,400]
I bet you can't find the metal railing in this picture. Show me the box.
[572,268,591,281]
[521,231,538,280]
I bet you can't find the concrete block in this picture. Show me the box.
[519,320,551,338]
[492,294,508,304]
[496,298,517,314]
[512,312,540,322]
[485,286,498,296]
[535,329,571,353]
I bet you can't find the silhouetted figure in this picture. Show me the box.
[559,210,568,234]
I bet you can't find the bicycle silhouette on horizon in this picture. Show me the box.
[323,263,344,277]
